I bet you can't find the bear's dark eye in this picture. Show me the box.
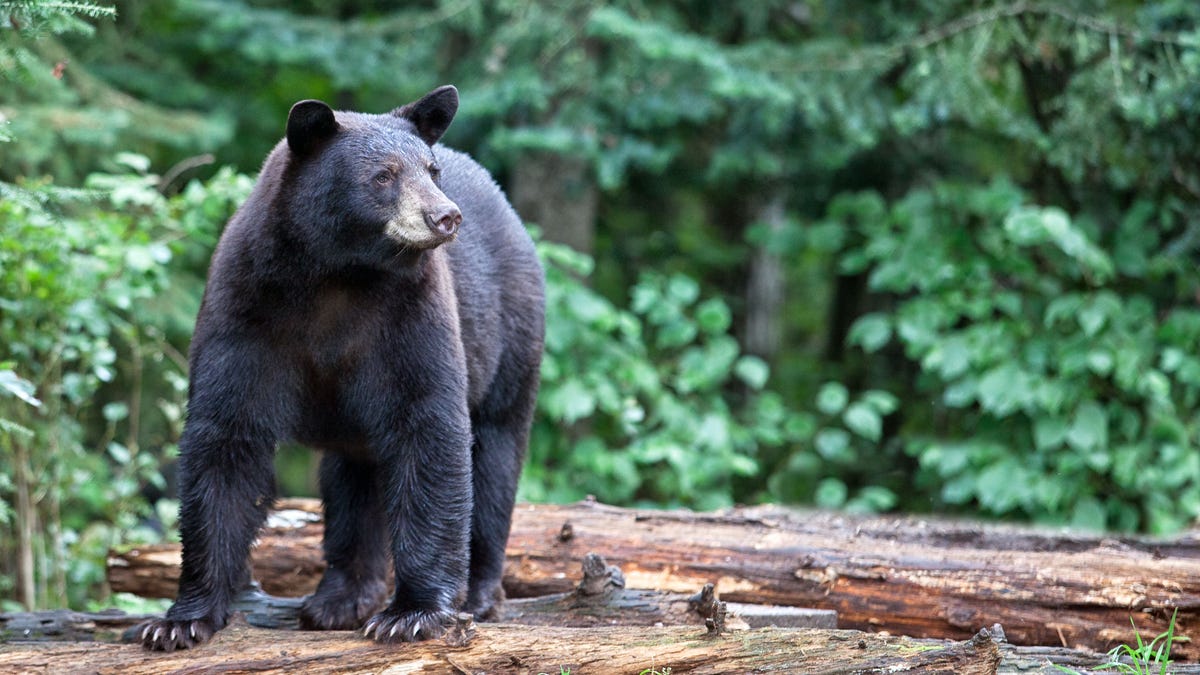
[373,170,393,185]
[428,164,441,181]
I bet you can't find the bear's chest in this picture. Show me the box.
[288,286,388,453]
[303,286,380,372]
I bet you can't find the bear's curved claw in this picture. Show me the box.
[361,607,455,643]
[136,617,216,652]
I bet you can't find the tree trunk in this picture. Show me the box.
[13,437,36,610]
[107,499,1200,659]
[743,191,788,361]
[510,152,597,255]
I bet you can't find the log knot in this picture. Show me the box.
[578,553,625,596]
[443,612,476,647]
[969,623,1006,647]
[704,602,727,637]
[689,583,717,616]
[691,584,728,637]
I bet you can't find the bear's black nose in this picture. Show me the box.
[426,205,463,237]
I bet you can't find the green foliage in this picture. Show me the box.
[825,181,1200,532]
[0,162,250,608]
[0,0,228,184]
[524,240,803,510]
[1053,609,1179,674]
[0,0,114,68]
[765,380,900,513]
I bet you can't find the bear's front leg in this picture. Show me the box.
[138,420,277,651]
[359,384,473,642]
[137,337,286,651]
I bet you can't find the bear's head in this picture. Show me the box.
[281,86,464,264]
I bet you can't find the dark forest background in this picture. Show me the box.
[1,0,1198,611]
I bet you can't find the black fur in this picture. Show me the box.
[138,85,545,651]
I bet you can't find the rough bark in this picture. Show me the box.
[5,613,1198,674]
[107,499,1200,659]
[0,620,1011,675]
[743,192,788,361]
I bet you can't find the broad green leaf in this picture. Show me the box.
[850,485,897,512]
[923,335,971,379]
[816,382,849,415]
[976,364,1031,417]
[1086,350,1113,376]
[666,274,699,305]
[943,378,977,408]
[544,379,596,423]
[695,298,732,334]
[975,460,1030,514]
[1002,206,1049,245]
[1069,497,1107,531]
[1077,303,1108,337]
[861,390,899,415]
[843,403,882,442]
[1033,417,1068,450]
[734,355,769,390]
[107,442,132,465]
[102,401,129,422]
[848,313,891,352]
[814,428,852,461]
[1066,401,1107,452]
[815,478,848,508]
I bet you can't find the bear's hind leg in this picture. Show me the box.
[463,421,524,619]
[464,356,540,619]
[299,453,389,630]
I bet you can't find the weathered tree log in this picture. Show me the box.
[6,613,1198,674]
[0,620,1009,675]
[108,499,1200,658]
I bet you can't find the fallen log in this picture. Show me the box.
[0,619,1012,675]
[5,612,1197,674]
[107,498,1200,658]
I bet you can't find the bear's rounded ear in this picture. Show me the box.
[392,85,458,147]
[287,100,338,156]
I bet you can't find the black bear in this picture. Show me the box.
[138,85,545,650]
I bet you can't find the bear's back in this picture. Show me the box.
[435,146,545,409]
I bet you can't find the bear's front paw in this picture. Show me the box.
[136,617,217,652]
[361,607,456,643]
[299,579,387,631]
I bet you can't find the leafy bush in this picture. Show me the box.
[0,161,250,609]
[823,181,1200,533]
[523,239,806,510]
